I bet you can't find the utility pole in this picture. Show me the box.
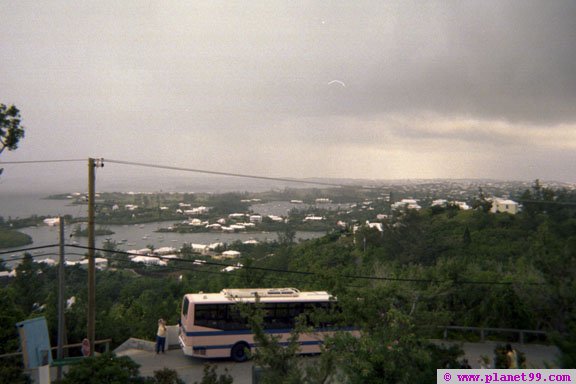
[87,158,103,356]
[57,216,65,380]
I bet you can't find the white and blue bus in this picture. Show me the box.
[179,288,339,362]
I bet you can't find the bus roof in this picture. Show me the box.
[184,288,333,304]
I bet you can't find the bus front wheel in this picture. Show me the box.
[231,342,250,362]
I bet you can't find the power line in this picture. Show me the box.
[67,244,545,286]
[104,158,365,189]
[1,244,547,286]
[0,159,85,165]
[0,244,60,255]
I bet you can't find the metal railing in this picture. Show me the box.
[0,339,112,361]
[439,326,548,344]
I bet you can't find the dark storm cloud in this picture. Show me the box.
[296,1,576,125]
[1,1,575,184]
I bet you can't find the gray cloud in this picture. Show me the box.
[1,1,575,185]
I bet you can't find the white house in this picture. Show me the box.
[366,222,384,232]
[391,199,422,211]
[268,215,285,223]
[127,248,152,256]
[303,215,324,222]
[154,247,177,255]
[249,215,263,223]
[184,206,209,215]
[491,198,520,215]
[131,256,167,266]
[66,258,108,269]
[190,243,209,254]
[455,201,471,210]
[187,218,206,227]
[36,258,56,266]
[221,263,243,272]
[43,217,60,226]
[221,250,241,259]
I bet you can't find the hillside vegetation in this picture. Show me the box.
[1,183,575,382]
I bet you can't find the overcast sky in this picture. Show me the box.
[1,1,575,192]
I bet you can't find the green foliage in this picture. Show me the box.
[328,309,462,384]
[1,184,575,380]
[193,364,233,384]
[241,301,336,384]
[0,104,25,155]
[150,368,185,384]
[60,352,142,384]
[0,228,32,249]
[553,324,576,368]
[0,359,31,384]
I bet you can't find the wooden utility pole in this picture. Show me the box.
[57,216,65,380]
[87,158,96,356]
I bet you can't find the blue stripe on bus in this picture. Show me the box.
[182,326,356,338]
[192,340,323,351]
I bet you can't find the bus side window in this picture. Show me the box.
[226,305,248,330]
[274,303,292,329]
[195,304,219,327]
[182,297,190,318]
[262,304,277,329]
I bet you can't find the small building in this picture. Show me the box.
[221,263,243,272]
[131,256,167,266]
[208,242,224,251]
[43,218,60,226]
[221,250,241,259]
[391,199,422,211]
[249,215,263,223]
[303,215,324,222]
[491,198,519,215]
[205,223,222,231]
[189,243,209,254]
[268,215,284,223]
[154,247,177,255]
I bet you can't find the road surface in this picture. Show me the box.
[117,340,560,383]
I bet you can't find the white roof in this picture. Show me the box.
[36,258,56,265]
[222,250,241,256]
[184,288,332,304]
[155,246,177,255]
[494,199,518,205]
[132,256,167,266]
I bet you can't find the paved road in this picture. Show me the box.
[431,340,559,369]
[117,348,255,384]
[117,341,560,383]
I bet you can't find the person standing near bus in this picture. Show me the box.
[505,344,518,368]
[156,318,167,354]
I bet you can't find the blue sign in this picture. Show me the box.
[16,317,53,369]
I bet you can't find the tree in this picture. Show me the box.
[193,364,233,384]
[328,308,462,383]
[150,368,186,384]
[0,287,30,384]
[277,224,296,246]
[236,299,337,384]
[0,104,25,176]
[13,253,43,313]
[60,352,143,384]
